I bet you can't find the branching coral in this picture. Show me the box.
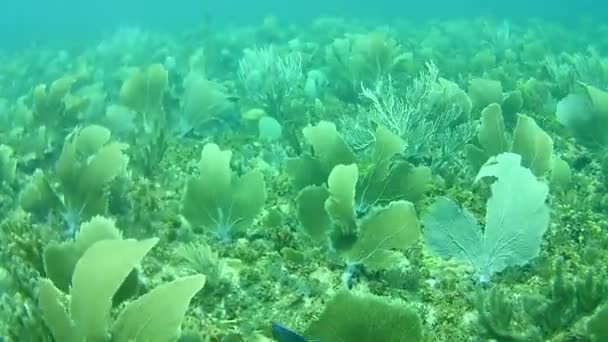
[476,262,608,340]
[174,240,229,292]
[237,46,303,118]
[545,50,608,96]
[340,62,476,171]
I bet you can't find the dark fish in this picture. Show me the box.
[271,323,319,342]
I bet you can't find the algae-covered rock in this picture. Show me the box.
[305,291,423,342]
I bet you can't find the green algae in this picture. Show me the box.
[1,15,608,342]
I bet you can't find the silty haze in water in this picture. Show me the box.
[0,0,606,341]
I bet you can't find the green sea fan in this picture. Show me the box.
[465,103,554,177]
[39,236,205,342]
[423,153,550,282]
[556,82,608,151]
[20,125,128,236]
[297,162,421,284]
[43,216,123,293]
[182,143,266,240]
[287,120,356,191]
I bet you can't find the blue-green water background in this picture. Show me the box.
[0,0,599,49]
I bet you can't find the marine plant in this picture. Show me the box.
[182,143,266,241]
[290,121,428,282]
[286,120,356,191]
[42,216,134,296]
[0,144,16,185]
[467,78,504,112]
[174,240,229,292]
[237,46,303,118]
[296,162,421,285]
[545,51,608,96]
[38,230,205,341]
[324,31,413,99]
[31,75,86,131]
[3,11,608,342]
[556,82,608,151]
[118,63,169,177]
[19,125,128,237]
[588,305,608,340]
[465,103,554,177]
[288,120,431,205]
[422,153,550,282]
[9,74,94,158]
[341,62,476,171]
[174,71,236,137]
[476,261,608,340]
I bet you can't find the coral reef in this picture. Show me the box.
[1,13,608,342]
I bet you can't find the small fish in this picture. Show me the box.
[271,323,319,342]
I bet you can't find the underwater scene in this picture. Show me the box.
[2,1,608,341]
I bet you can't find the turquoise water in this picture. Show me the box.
[2,1,608,341]
[0,0,600,47]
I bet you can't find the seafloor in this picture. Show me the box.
[1,15,608,342]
